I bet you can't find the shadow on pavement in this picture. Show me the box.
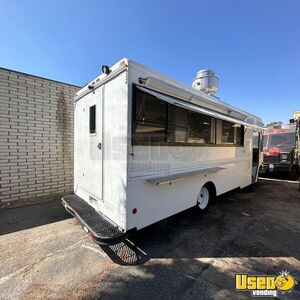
[83,254,299,300]
[0,200,72,235]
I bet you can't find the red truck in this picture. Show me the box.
[260,118,299,179]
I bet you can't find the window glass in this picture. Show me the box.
[133,87,244,146]
[134,90,166,143]
[167,105,189,143]
[268,132,295,148]
[252,131,259,148]
[221,120,235,144]
[167,126,188,143]
[263,134,268,148]
[168,105,188,127]
[136,90,166,124]
[134,121,165,143]
[89,105,96,134]
[189,112,213,144]
[235,125,243,145]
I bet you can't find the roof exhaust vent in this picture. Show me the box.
[192,69,219,95]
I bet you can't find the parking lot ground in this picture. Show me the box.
[0,180,299,300]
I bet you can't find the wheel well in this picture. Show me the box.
[203,181,216,197]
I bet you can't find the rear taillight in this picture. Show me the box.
[87,231,95,239]
[264,147,281,156]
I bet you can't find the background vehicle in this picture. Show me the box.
[260,112,300,179]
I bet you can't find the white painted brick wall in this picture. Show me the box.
[0,68,80,205]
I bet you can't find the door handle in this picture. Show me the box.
[97,143,102,150]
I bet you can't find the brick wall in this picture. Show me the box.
[0,67,80,206]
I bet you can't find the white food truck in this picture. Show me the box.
[62,59,263,245]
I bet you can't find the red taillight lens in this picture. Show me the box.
[265,147,280,156]
[87,231,95,239]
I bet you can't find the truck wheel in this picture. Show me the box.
[197,184,214,212]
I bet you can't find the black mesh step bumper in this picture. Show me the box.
[62,194,128,245]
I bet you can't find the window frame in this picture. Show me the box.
[131,84,244,147]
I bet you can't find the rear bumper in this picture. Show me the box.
[260,163,292,173]
[62,194,129,245]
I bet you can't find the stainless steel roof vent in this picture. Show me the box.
[192,69,219,95]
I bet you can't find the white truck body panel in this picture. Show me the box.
[74,70,128,229]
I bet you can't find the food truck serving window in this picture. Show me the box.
[133,87,244,146]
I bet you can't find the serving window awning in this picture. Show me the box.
[136,85,264,130]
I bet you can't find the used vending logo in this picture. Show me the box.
[235,270,297,297]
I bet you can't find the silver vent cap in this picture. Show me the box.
[192,69,219,95]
